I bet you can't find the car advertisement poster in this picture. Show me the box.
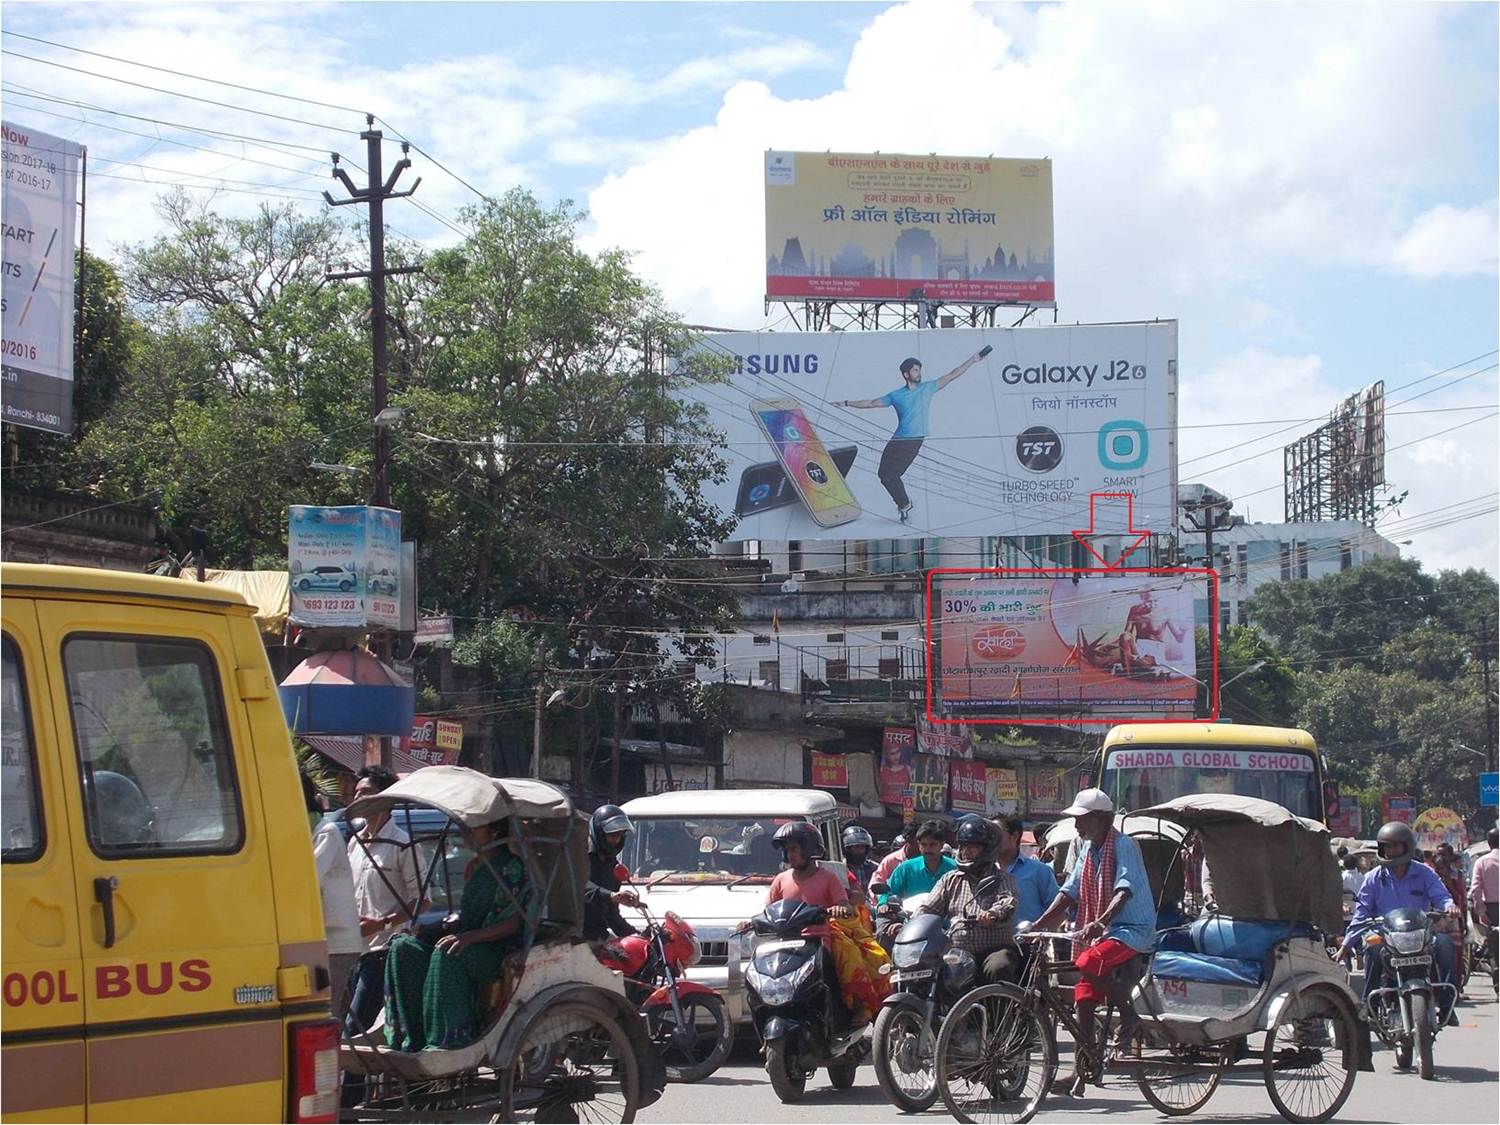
[765,151,1054,305]
[681,322,1176,543]
[934,574,1198,720]
[288,505,402,628]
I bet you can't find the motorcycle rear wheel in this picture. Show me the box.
[766,1038,806,1104]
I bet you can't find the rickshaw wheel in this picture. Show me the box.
[1135,1041,1229,1116]
[935,984,1054,1125]
[1262,985,1358,1124]
[496,1000,641,1124]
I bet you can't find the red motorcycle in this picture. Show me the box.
[597,902,735,1083]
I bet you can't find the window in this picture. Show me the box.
[1339,540,1353,571]
[1279,542,1292,582]
[65,636,243,857]
[825,658,849,680]
[825,633,845,644]
[1296,542,1310,580]
[1235,544,1248,584]
[752,634,771,646]
[757,660,781,688]
[1219,604,1232,633]
[787,541,802,573]
[880,630,900,642]
[877,657,900,679]
[2,636,43,862]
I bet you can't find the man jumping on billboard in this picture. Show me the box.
[1118,588,1188,677]
[837,346,991,523]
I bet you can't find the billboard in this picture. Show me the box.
[765,151,1054,305]
[404,715,464,768]
[685,322,1177,542]
[2,121,83,435]
[879,727,914,808]
[1412,807,1466,853]
[932,572,1199,721]
[288,505,402,628]
[1284,381,1386,525]
[810,751,848,789]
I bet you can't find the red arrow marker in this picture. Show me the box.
[1071,492,1151,571]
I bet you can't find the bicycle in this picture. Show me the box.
[933,928,1138,1124]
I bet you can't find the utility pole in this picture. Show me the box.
[1181,487,1237,711]
[324,117,422,769]
[324,116,422,510]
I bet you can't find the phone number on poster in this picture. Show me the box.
[298,597,358,612]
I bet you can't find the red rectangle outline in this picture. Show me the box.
[924,567,1220,727]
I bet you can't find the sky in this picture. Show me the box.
[2,0,1496,574]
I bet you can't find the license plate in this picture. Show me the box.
[1388,955,1429,968]
[894,968,935,982]
[757,939,808,954]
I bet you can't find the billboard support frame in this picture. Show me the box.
[924,565,1220,727]
[766,298,1059,333]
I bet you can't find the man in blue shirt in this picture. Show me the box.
[1033,789,1157,1095]
[1341,821,1460,1020]
[881,819,956,903]
[836,347,990,523]
[994,813,1058,925]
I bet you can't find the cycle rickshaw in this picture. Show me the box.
[935,794,1369,1124]
[339,766,664,1122]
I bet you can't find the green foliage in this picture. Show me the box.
[1217,624,1298,725]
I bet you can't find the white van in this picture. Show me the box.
[618,789,848,1023]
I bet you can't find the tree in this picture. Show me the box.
[1217,624,1298,725]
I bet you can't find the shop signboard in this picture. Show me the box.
[949,759,987,814]
[810,751,849,789]
[1381,793,1416,824]
[910,753,949,815]
[1028,765,1068,816]
[1412,806,1466,853]
[879,727,914,808]
[985,767,1020,816]
[404,715,464,767]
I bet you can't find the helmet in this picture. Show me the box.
[954,815,1000,873]
[590,804,634,856]
[842,825,874,857]
[772,821,825,862]
[891,833,907,850]
[1376,821,1417,866]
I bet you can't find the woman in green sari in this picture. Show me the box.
[384,821,532,1051]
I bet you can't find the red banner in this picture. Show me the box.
[404,715,463,767]
[880,727,914,808]
[949,759,987,814]
[811,751,849,789]
[1381,793,1416,824]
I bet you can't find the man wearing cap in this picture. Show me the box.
[1032,788,1157,1096]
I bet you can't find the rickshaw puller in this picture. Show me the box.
[1032,788,1156,1096]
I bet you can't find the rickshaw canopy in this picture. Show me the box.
[347,765,574,826]
[1129,794,1342,933]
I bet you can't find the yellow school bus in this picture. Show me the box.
[1095,722,1327,823]
[2,564,339,1122]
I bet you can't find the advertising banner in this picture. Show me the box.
[404,715,464,767]
[1412,807,1466,853]
[949,759,988,814]
[910,753,949,814]
[879,727,914,808]
[1028,765,1068,816]
[935,574,1198,719]
[916,714,973,758]
[985,767,1021,816]
[683,322,1176,543]
[288,505,402,628]
[810,751,849,789]
[765,151,1054,305]
[2,121,83,435]
[1381,793,1416,824]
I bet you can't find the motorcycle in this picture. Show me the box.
[1356,908,1458,1080]
[871,888,977,1113]
[597,902,734,1083]
[1467,906,1498,995]
[744,898,871,1103]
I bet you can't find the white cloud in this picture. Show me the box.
[1391,203,1500,279]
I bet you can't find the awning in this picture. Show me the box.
[280,649,415,736]
[301,733,431,776]
[178,568,289,636]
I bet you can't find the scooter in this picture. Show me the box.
[871,888,976,1113]
[1357,908,1458,1080]
[744,898,871,1103]
[595,896,733,1082]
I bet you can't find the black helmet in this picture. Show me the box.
[842,825,874,857]
[954,814,1000,873]
[772,820,825,862]
[1376,821,1416,866]
[590,804,634,856]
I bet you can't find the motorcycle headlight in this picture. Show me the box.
[748,957,816,1006]
[893,942,926,969]
[1386,930,1427,955]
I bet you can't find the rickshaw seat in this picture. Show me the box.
[1153,918,1316,988]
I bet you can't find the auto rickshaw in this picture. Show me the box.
[339,767,664,1122]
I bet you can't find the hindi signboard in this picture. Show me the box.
[879,727,914,808]
[949,759,987,814]
[810,751,849,789]
[2,121,82,435]
[985,767,1020,816]
[288,506,402,628]
[1412,807,1466,853]
[934,574,1198,721]
[765,151,1054,305]
[682,322,1177,543]
[910,753,950,815]
[404,715,464,767]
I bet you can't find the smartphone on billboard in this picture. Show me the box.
[736,445,858,517]
[749,399,862,528]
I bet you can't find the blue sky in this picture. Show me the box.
[3,1,1496,571]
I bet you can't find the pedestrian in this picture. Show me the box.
[1032,789,1157,1096]
[1469,828,1498,968]
[835,348,991,522]
[304,772,361,1023]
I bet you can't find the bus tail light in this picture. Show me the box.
[289,1018,341,1122]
